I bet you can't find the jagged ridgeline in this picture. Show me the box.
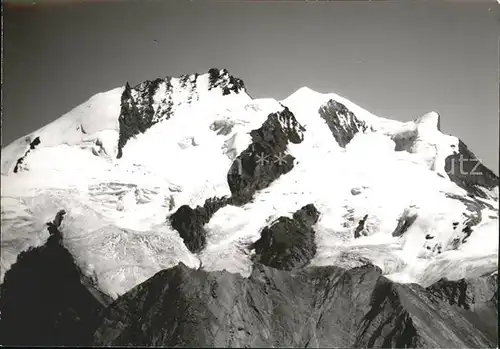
[116,68,245,158]
[117,78,170,159]
[90,264,498,348]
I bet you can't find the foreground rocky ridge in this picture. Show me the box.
[0,212,110,346]
[1,251,497,348]
[90,263,497,348]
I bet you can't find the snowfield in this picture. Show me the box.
[1,71,498,298]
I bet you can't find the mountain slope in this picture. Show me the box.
[0,68,498,346]
[90,262,496,348]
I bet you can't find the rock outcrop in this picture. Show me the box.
[318,99,368,148]
[169,197,232,254]
[251,204,320,270]
[227,107,305,205]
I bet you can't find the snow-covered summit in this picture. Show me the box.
[1,69,498,299]
[415,111,441,131]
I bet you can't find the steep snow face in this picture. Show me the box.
[1,72,498,299]
[0,69,277,297]
[1,87,124,175]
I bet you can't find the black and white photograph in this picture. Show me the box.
[1,0,499,347]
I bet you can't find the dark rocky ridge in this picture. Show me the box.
[169,107,306,254]
[427,273,498,343]
[117,78,172,158]
[208,68,245,95]
[428,274,497,311]
[117,68,246,158]
[251,204,320,271]
[0,210,109,346]
[90,262,497,348]
[318,99,368,148]
[227,107,305,205]
[444,140,499,199]
[12,136,41,173]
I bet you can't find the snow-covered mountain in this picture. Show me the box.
[1,68,498,296]
[0,68,498,346]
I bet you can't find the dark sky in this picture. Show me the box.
[3,0,499,172]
